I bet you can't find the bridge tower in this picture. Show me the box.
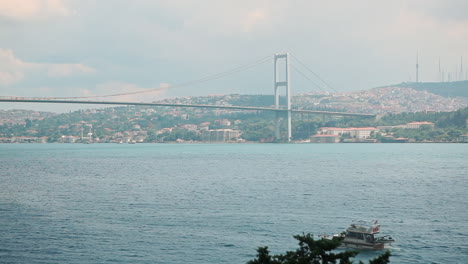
[274,53,292,141]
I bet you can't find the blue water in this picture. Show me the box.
[0,143,467,263]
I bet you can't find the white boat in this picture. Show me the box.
[320,220,395,250]
[339,220,394,250]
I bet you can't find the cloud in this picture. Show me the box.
[1,0,468,111]
[0,0,71,21]
[0,49,28,85]
[0,48,95,85]
[242,9,268,32]
[0,70,24,86]
[47,64,95,77]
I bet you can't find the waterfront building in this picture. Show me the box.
[405,121,435,129]
[310,134,340,143]
[202,129,241,142]
[376,125,406,131]
[318,127,379,139]
[60,136,80,143]
[460,134,468,143]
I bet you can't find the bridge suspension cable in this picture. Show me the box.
[290,64,329,94]
[289,53,338,93]
[45,55,273,100]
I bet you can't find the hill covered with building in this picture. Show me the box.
[0,82,467,143]
[389,80,468,98]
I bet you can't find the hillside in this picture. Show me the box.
[155,86,468,116]
[385,80,468,98]
[1,81,467,143]
[1,84,467,128]
[341,86,467,114]
[1,103,466,143]
[0,109,56,125]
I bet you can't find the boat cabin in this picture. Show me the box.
[346,221,380,235]
[346,231,376,243]
[344,221,381,243]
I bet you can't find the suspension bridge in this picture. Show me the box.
[0,53,375,141]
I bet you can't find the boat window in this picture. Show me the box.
[347,232,359,238]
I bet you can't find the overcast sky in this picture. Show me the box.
[1,0,467,112]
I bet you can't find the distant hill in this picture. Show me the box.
[386,81,468,98]
[0,109,56,125]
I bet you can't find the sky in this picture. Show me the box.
[0,0,467,112]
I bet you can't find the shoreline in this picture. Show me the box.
[0,141,466,144]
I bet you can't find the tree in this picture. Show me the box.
[293,121,319,140]
[239,121,275,141]
[248,247,281,264]
[368,251,391,264]
[247,233,391,264]
[25,118,33,128]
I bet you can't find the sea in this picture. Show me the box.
[0,143,466,264]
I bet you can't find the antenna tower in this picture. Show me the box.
[438,57,441,82]
[461,56,464,81]
[416,53,419,83]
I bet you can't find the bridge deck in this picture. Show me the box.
[0,98,375,118]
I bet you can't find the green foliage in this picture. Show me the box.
[367,251,391,264]
[293,121,319,140]
[248,247,281,264]
[377,107,468,129]
[0,100,466,143]
[390,126,465,142]
[238,120,275,141]
[247,233,391,264]
[325,107,468,142]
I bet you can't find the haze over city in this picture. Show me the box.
[1,0,468,113]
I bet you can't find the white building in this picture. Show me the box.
[405,121,435,129]
[202,129,241,142]
[310,134,340,143]
[179,124,198,132]
[216,119,231,126]
[460,134,468,142]
[318,127,378,139]
[60,136,80,143]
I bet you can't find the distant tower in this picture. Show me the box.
[438,57,441,82]
[461,56,464,81]
[416,53,419,83]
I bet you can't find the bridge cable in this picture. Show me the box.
[289,53,338,93]
[290,64,329,94]
[290,53,362,113]
[45,55,272,100]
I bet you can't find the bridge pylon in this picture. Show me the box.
[274,53,292,142]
